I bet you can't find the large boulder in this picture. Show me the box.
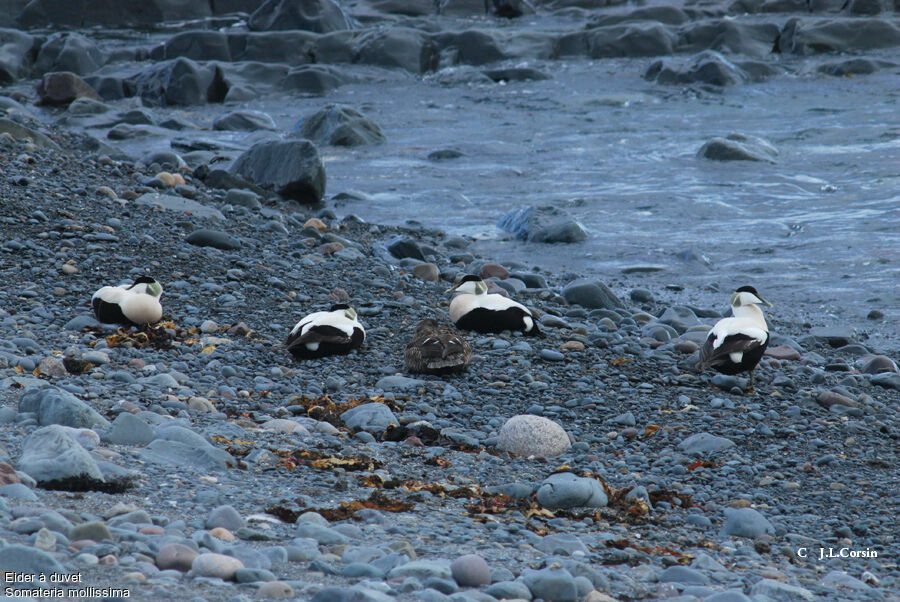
[562,279,624,310]
[281,64,353,95]
[294,104,386,146]
[497,205,587,243]
[37,71,102,105]
[153,31,232,62]
[497,415,570,458]
[645,51,748,87]
[17,0,212,28]
[0,28,36,83]
[697,133,778,163]
[677,20,780,58]
[213,109,277,131]
[586,23,676,58]
[127,57,229,106]
[356,27,438,74]
[777,17,900,55]
[33,32,104,75]
[230,139,326,203]
[17,424,104,485]
[19,385,110,429]
[248,0,352,32]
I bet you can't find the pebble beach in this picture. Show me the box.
[1,0,899,601]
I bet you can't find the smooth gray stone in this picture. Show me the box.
[536,472,607,509]
[310,586,395,602]
[678,432,735,454]
[0,544,64,575]
[0,483,38,500]
[295,523,349,545]
[521,566,578,602]
[185,229,241,250]
[206,504,246,531]
[659,565,709,584]
[102,413,155,446]
[340,402,398,433]
[19,386,109,429]
[535,533,588,555]
[135,193,224,220]
[497,205,587,243]
[388,559,452,581]
[749,578,814,601]
[485,581,532,600]
[17,424,104,484]
[294,104,386,146]
[722,507,775,538]
[562,278,623,309]
[139,439,235,472]
[375,375,425,391]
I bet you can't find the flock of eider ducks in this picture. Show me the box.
[91,276,773,384]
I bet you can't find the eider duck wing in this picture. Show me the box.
[286,324,352,350]
[700,328,768,369]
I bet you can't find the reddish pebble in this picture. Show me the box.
[139,526,164,535]
[404,436,424,447]
[480,262,509,280]
[0,462,21,485]
[156,543,199,572]
[765,344,801,361]
[317,242,344,255]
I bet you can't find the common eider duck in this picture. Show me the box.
[91,276,164,326]
[405,318,472,375]
[447,275,540,335]
[285,304,365,359]
[699,285,773,387]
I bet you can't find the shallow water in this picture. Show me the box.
[262,59,899,349]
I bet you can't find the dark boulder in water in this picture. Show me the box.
[34,32,105,76]
[248,0,352,33]
[776,17,900,55]
[230,139,326,203]
[645,51,748,87]
[293,104,386,147]
[697,133,778,163]
[17,0,212,28]
[497,206,587,244]
[356,28,438,74]
[128,58,230,106]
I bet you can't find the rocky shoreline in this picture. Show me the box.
[1,0,899,601]
[0,117,896,601]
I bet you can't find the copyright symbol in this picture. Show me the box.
[797,547,808,558]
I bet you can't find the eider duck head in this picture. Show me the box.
[129,276,163,298]
[329,303,357,320]
[730,286,772,318]
[446,274,488,295]
[414,318,440,334]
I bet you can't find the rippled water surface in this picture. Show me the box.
[252,59,898,349]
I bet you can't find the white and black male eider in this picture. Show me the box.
[91,276,164,326]
[405,318,472,375]
[285,304,365,359]
[446,275,540,336]
[699,285,773,387]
